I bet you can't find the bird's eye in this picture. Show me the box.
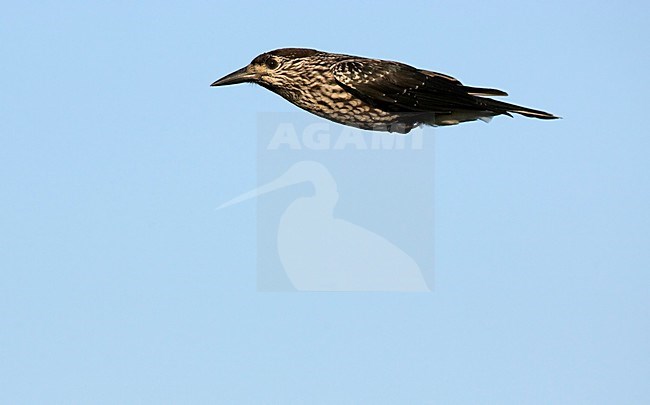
[265,58,279,70]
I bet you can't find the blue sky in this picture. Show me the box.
[1,1,649,403]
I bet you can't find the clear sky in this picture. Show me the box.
[1,1,649,403]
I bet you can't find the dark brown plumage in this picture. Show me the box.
[211,48,558,133]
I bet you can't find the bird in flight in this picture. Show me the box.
[211,48,558,134]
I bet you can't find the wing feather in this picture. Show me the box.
[331,59,499,113]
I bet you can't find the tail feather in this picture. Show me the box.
[464,86,509,97]
[478,97,560,120]
[510,107,559,120]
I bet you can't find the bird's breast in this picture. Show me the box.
[287,80,399,128]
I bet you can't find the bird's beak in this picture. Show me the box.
[217,173,297,210]
[210,66,256,86]
[217,164,311,210]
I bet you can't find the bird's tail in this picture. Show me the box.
[479,97,560,120]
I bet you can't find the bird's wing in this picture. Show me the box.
[417,69,463,85]
[331,59,504,113]
[418,69,508,97]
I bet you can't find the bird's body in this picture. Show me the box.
[212,48,558,133]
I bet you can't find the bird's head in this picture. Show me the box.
[211,48,325,97]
